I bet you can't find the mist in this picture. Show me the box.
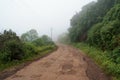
[0,0,97,40]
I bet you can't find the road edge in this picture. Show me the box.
[0,46,58,80]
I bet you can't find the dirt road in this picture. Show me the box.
[4,44,110,80]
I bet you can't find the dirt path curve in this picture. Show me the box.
[5,44,109,80]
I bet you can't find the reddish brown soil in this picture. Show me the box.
[3,44,110,80]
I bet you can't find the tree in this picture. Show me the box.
[0,30,24,62]
[68,0,115,42]
[21,29,39,42]
[87,4,120,51]
[32,35,53,46]
[0,29,20,49]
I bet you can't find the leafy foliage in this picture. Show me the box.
[21,29,39,42]
[88,19,120,50]
[0,29,56,71]
[68,1,120,79]
[69,0,115,42]
[87,5,120,63]
[0,30,24,62]
[32,35,53,46]
[23,42,37,58]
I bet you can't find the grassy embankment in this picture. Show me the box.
[0,45,57,72]
[73,43,120,80]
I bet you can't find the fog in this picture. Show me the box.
[0,0,96,40]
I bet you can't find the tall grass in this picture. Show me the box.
[73,43,120,80]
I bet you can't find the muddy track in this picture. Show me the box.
[3,44,110,80]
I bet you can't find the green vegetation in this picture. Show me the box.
[73,43,120,80]
[0,30,25,62]
[0,29,56,71]
[21,29,39,42]
[88,4,120,51]
[32,35,54,46]
[68,0,120,80]
[69,0,115,42]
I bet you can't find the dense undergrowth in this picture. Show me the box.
[73,43,120,80]
[66,0,120,80]
[0,29,56,71]
[0,45,56,71]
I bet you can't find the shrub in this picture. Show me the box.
[0,40,25,62]
[32,35,54,47]
[23,43,37,58]
[111,47,120,63]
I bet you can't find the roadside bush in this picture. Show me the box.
[0,29,56,72]
[0,40,24,62]
[32,35,54,47]
[87,4,120,51]
[23,43,37,58]
[0,30,25,62]
[110,47,120,63]
[87,23,102,47]
[0,52,10,63]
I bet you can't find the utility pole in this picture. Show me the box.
[51,28,53,41]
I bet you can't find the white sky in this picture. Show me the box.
[0,0,97,40]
